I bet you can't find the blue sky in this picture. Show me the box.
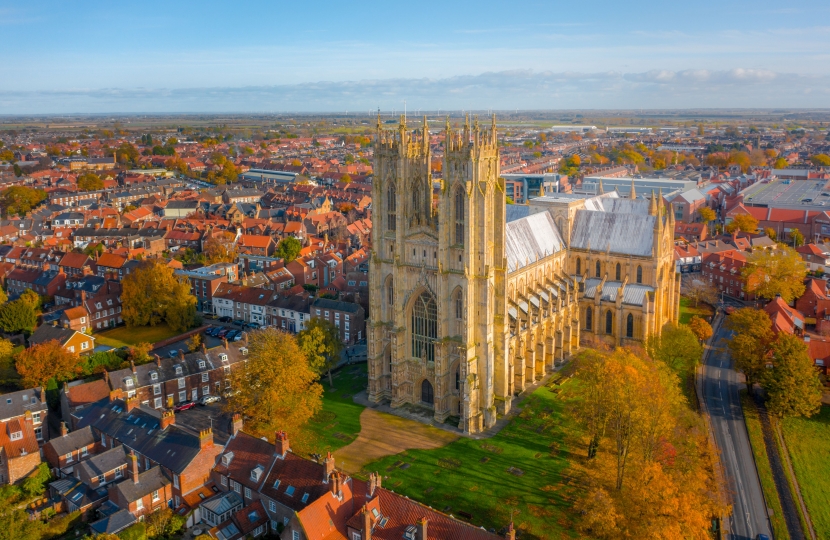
[1,0,829,113]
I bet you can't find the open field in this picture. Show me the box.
[94,325,181,348]
[781,406,830,540]
[679,296,715,324]
[741,391,791,540]
[303,364,368,455]
[359,381,582,539]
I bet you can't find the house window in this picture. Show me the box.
[153,384,161,395]
[80,446,88,457]
[115,467,123,479]
[154,397,162,409]
[152,490,160,502]
[65,452,73,462]
[245,487,251,499]
[178,378,185,389]
[97,474,105,484]
[136,499,143,510]
[293,532,300,540]
[68,346,75,353]
[202,373,209,382]
[203,385,210,395]
[179,391,186,402]
[269,500,276,512]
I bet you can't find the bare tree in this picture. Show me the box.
[682,275,718,307]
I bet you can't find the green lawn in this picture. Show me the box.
[359,381,581,539]
[679,296,714,325]
[304,363,367,455]
[741,391,790,540]
[781,406,830,540]
[94,325,182,348]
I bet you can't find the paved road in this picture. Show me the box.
[704,322,772,540]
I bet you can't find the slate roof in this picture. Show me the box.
[505,204,531,223]
[89,508,136,535]
[28,324,78,346]
[583,192,650,215]
[311,297,361,314]
[213,431,277,492]
[75,446,129,478]
[582,279,654,306]
[505,211,565,272]
[46,425,96,456]
[0,386,46,421]
[570,210,656,257]
[113,466,171,503]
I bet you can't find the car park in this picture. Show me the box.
[217,328,231,338]
[198,395,221,405]
[225,330,240,341]
[231,332,244,342]
[233,319,246,327]
[174,401,196,412]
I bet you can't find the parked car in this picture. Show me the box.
[225,330,240,341]
[174,401,196,412]
[219,316,232,323]
[231,332,244,342]
[168,350,180,359]
[217,328,231,338]
[244,322,261,329]
[222,388,240,398]
[198,395,221,405]
[233,319,246,327]
[204,313,218,320]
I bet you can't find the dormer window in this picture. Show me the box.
[175,366,183,375]
[150,372,158,381]
[220,354,229,362]
[240,348,247,356]
[250,465,264,482]
[9,431,22,441]
[125,378,134,387]
[198,360,206,369]
[222,452,234,466]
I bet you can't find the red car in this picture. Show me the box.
[174,401,196,412]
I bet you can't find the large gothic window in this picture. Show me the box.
[411,291,437,363]
[454,189,465,246]
[387,183,397,232]
[412,185,422,224]
[626,314,634,338]
[386,276,394,306]
[606,310,613,334]
[636,265,643,284]
[585,307,593,331]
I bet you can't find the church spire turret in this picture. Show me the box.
[597,178,604,195]
[629,178,636,199]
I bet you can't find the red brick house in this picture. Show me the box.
[42,424,98,476]
[310,298,365,344]
[238,235,276,256]
[108,453,173,518]
[700,250,755,301]
[0,411,42,485]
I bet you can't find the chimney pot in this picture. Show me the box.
[155,354,161,367]
[231,413,243,435]
[130,451,139,484]
[160,409,176,430]
[417,517,428,540]
[275,430,290,456]
[362,505,372,540]
[324,451,335,482]
[60,422,68,437]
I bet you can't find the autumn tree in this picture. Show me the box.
[145,507,185,539]
[789,228,804,247]
[0,186,47,217]
[187,333,202,352]
[203,232,237,264]
[810,153,830,167]
[0,298,37,334]
[297,318,343,387]
[725,213,758,234]
[765,227,777,241]
[688,316,713,343]
[742,245,807,302]
[276,237,302,263]
[697,206,716,224]
[128,342,153,365]
[121,259,196,332]
[0,287,8,306]
[77,172,103,191]
[15,340,83,388]
[646,323,702,375]
[726,307,774,386]
[225,329,322,448]
[682,276,718,307]
[764,333,823,418]
[774,157,789,169]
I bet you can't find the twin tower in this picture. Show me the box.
[368,115,505,433]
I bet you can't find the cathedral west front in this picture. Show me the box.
[367,116,679,434]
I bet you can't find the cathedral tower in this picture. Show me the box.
[368,115,503,433]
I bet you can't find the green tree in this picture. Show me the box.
[725,213,759,234]
[646,323,702,375]
[121,259,196,332]
[0,299,37,334]
[297,318,343,387]
[742,245,807,302]
[77,172,103,191]
[0,186,47,217]
[225,328,323,449]
[789,228,804,247]
[276,237,302,263]
[764,333,823,418]
[84,242,105,257]
[726,308,774,386]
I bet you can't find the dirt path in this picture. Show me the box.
[334,408,458,473]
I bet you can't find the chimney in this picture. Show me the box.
[368,471,381,498]
[179,349,185,361]
[60,422,68,437]
[223,338,229,350]
[80,290,86,303]
[362,505,372,540]
[40,386,46,403]
[417,517,428,540]
[125,396,139,412]
[201,343,207,355]
[130,358,136,374]
[324,451,335,482]
[275,430,289,457]
[130,451,139,484]
[330,471,341,496]
[155,354,161,367]
[231,413,243,435]
[160,409,175,430]
[505,522,516,540]
[108,388,124,402]
[199,428,214,449]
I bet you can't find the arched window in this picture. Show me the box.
[636,265,643,284]
[411,291,437,363]
[615,263,621,281]
[575,257,581,274]
[626,314,634,338]
[412,185,421,223]
[386,276,394,306]
[595,261,601,278]
[385,346,392,373]
[606,311,613,334]
[421,379,434,404]
[455,367,460,391]
[454,189,465,246]
[387,183,397,232]
[585,307,593,330]
[455,290,463,320]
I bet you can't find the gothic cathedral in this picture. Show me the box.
[368,116,679,435]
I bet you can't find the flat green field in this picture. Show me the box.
[360,381,582,539]
[679,296,714,325]
[94,325,182,348]
[781,406,830,540]
[741,392,790,540]
[304,363,367,455]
